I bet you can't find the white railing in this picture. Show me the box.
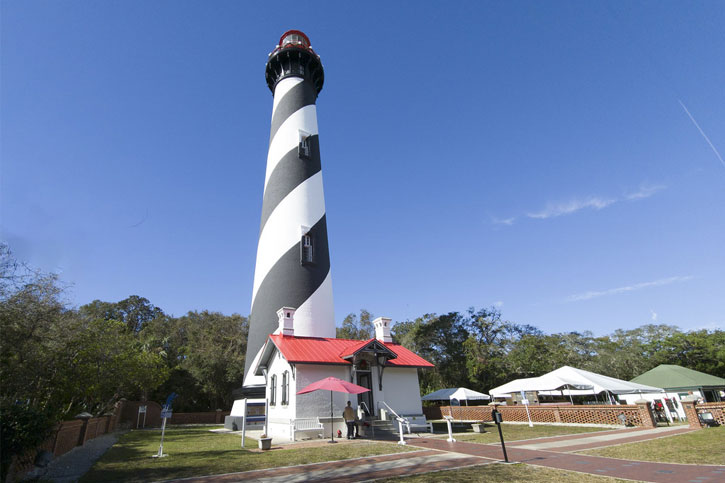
[377,401,410,445]
[359,401,371,418]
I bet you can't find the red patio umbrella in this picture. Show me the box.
[297,376,370,443]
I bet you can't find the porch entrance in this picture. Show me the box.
[357,372,374,415]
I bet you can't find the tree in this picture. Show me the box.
[463,307,527,391]
[0,272,70,417]
[59,318,168,416]
[391,312,471,393]
[80,295,164,333]
[172,311,248,410]
[337,309,374,340]
[654,329,725,378]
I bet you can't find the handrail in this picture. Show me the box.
[359,401,371,418]
[377,401,411,433]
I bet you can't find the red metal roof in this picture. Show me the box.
[269,334,434,368]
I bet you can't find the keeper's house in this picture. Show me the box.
[251,307,434,441]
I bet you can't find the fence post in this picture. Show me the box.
[635,400,656,428]
[680,397,702,429]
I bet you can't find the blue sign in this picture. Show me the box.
[164,392,178,409]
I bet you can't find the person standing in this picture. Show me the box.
[343,401,356,439]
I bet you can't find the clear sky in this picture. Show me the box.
[2,1,723,335]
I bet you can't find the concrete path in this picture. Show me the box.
[507,425,692,451]
[24,430,127,483]
[167,449,489,483]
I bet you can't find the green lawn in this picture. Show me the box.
[378,462,632,482]
[439,422,610,444]
[81,426,416,482]
[580,426,725,465]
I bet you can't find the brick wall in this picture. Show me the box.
[116,400,231,428]
[683,400,725,428]
[437,404,650,427]
[169,410,229,425]
[9,406,123,480]
[51,419,85,457]
[423,406,443,420]
[699,402,725,425]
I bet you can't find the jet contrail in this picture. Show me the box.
[678,99,725,170]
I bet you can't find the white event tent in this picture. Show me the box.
[422,387,491,405]
[490,366,663,404]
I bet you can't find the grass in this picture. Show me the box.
[438,422,610,444]
[81,426,416,482]
[378,462,632,482]
[580,426,725,465]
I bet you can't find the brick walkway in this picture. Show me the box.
[410,436,724,482]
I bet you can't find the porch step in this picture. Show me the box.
[364,418,401,438]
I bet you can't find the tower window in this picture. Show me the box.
[298,131,311,160]
[301,233,314,264]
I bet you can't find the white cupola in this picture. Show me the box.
[373,317,392,343]
[277,307,296,336]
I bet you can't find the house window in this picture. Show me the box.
[300,233,313,264]
[282,371,289,405]
[298,131,311,160]
[270,374,277,406]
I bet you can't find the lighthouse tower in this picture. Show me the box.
[243,31,335,388]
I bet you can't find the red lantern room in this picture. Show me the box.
[266,30,324,95]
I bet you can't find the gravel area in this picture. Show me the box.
[24,430,127,482]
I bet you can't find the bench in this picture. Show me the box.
[290,417,324,440]
[404,415,434,433]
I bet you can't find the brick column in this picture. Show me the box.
[635,400,656,428]
[680,397,702,429]
[77,416,91,446]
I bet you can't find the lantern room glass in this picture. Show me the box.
[282,33,308,47]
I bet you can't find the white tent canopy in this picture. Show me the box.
[422,387,490,401]
[490,366,663,398]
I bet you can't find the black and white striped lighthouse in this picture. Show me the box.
[243,31,335,387]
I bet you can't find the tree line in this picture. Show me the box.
[2,243,723,473]
[338,308,724,395]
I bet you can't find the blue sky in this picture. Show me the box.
[2,1,723,334]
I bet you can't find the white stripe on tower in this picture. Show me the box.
[251,171,325,301]
[264,105,318,189]
[244,31,334,384]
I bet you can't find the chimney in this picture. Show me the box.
[277,307,296,336]
[373,317,392,343]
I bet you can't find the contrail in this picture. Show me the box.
[678,99,725,170]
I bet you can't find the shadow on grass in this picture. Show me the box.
[82,449,253,483]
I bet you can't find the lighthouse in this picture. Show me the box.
[243,30,335,389]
